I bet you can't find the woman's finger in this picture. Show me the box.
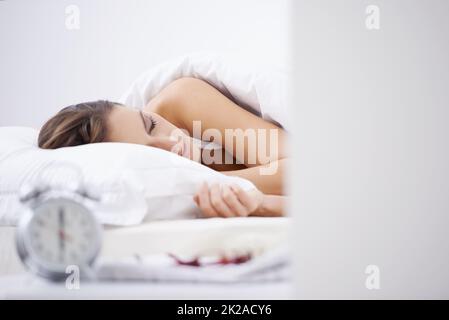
[230,184,261,213]
[221,184,249,217]
[197,182,219,218]
[193,194,199,205]
[209,183,234,217]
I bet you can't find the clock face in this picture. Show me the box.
[23,198,101,271]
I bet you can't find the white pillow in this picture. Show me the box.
[0,127,255,226]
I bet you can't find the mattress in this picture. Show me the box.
[0,217,289,276]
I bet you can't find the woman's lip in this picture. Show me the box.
[174,139,185,157]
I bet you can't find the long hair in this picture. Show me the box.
[38,100,118,149]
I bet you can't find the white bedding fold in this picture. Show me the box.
[118,52,289,131]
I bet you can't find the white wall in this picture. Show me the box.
[0,0,288,128]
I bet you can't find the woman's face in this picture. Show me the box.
[106,105,201,162]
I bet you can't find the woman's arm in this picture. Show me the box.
[222,158,287,195]
[148,77,289,195]
[253,194,285,217]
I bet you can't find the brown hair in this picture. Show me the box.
[38,100,119,149]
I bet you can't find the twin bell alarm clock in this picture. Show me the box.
[15,163,103,281]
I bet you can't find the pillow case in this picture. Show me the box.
[0,127,255,226]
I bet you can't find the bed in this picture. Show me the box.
[0,54,290,298]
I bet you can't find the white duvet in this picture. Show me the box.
[119,52,289,131]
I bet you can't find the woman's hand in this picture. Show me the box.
[193,182,264,218]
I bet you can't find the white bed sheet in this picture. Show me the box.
[0,217,289,276]
[0,273,292,299]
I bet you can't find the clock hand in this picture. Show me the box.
[58,207,65,262]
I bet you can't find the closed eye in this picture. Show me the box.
[140,111,158,134]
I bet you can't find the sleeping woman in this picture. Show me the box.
[38,77,288,218]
